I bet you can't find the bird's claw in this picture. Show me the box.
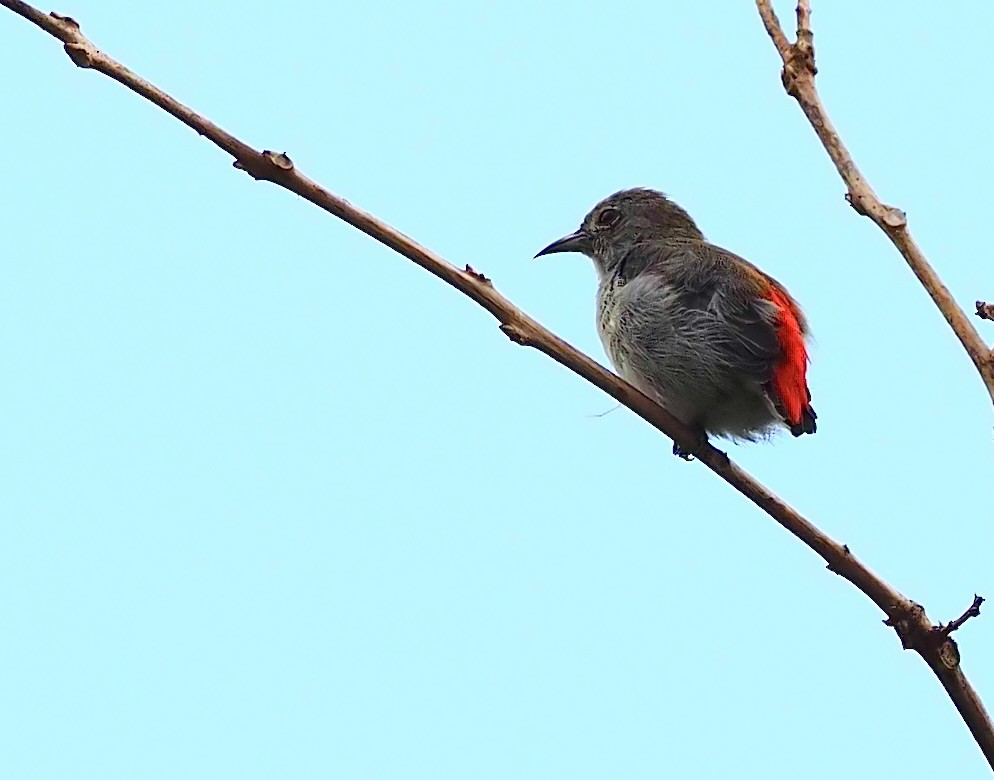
[672,430,708,461]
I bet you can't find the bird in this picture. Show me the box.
[535,188,816,457]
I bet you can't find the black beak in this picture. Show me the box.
[534,229,590,258]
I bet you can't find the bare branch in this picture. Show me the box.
[942,596,986,637]
[5,0,993,768]
[755,0,994,404]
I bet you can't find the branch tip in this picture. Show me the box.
[795,0,813,38]
[755,1,791,60]
[941,595,985,637]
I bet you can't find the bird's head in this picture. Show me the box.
[535,188,704,277]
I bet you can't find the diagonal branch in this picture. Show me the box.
[4,0,993,768]
[942,595,985,637]
[757,0,994,404]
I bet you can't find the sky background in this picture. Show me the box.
[3,1,993,777]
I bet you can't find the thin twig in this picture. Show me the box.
[4,0,992,768]
[942,596,985,637]
[756,0,994,404]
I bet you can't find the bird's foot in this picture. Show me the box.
[672,428,709,461]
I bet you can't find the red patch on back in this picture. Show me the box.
[765,285,810,426]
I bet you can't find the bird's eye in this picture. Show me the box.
[596,207,621,228]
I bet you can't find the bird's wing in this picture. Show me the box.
[649,242,782,383]
[707,245,815,434]
[657,242,816,434]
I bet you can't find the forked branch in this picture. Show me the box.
[756,0,994,403]
[3,0,993,768]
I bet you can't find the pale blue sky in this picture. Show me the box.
[3,1,993,777]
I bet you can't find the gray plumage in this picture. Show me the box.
[536,188,816,451]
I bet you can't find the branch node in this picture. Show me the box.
[882,601,927,650]
[881,597,977,668]
[936,637,962,669]
[499,321,534,347]
[464,264,492,286]
[50,12,80,29]
[881,206,908,229]
[779,60,809,99]
[844,191,867,216]
[262,150,294,171]
[780,14,816,99]
[63,42,93,68]
[826,543,851,574]
[233,151,293,180]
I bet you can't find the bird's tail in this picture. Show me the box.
[788,401,818,437]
